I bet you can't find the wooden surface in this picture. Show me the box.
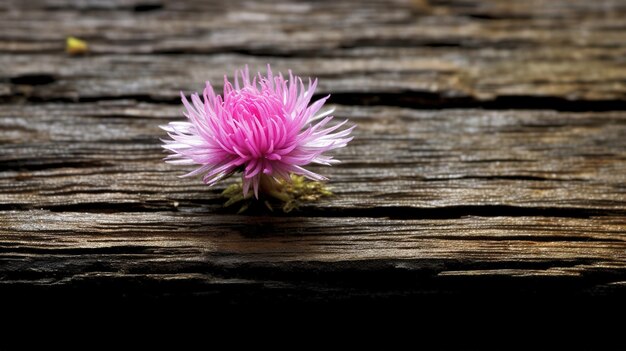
[1,0,625,302]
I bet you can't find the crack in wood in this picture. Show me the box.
[4,92,626,112]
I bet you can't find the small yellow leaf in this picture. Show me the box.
[66,37,88,55]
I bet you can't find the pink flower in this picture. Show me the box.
[161,65,354,198]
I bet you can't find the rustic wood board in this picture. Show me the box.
[0,0,625,301]
[2,102,625,211]
[2,211,625,300]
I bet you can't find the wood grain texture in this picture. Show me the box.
[1,102,624,211]
[0,0,625,104]
[1,211,625,301]
[1,0,625,302]
[2,50,625,106]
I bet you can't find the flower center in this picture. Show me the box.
[222,87,292,162]
[227,88,284,124]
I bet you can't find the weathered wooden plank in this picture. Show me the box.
[1,0,625,301]
[1,50,624,104]
[1,0,624,53]
[1,102,624,211]
[1,210,625,298]
[0,0,624,103]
